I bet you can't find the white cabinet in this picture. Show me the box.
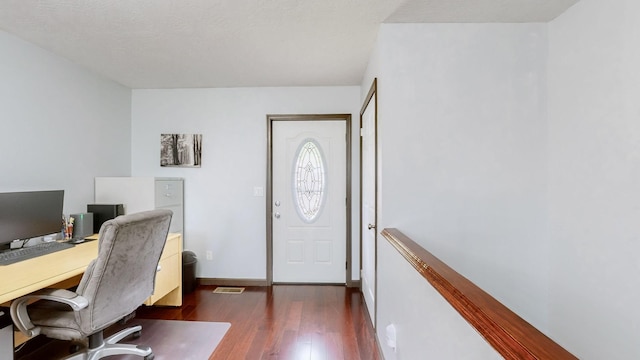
[94,177,184,234]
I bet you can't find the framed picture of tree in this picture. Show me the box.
[160,133,202,167]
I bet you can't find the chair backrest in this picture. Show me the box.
[74,209,172,334]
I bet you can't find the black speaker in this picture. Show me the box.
[70,212,94,238]
[87,204,124,233]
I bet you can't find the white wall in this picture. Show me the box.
[131,87,361,280]
[0,31,131,216]
[548,0,640,358]
[373,23,550,334]
[377,238,502,360]
[369,6,640,358]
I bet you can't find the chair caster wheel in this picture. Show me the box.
[132,330,142,339]
[69,344,81,354]
[144,353,155,360]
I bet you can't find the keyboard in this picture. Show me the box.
[0,241,75,266]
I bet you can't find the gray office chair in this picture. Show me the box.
[11,209,172,360]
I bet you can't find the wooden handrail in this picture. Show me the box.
[381,228,577,360]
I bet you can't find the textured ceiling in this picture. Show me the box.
[0,0,579,89]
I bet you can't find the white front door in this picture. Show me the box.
[272,119,347,283]
[361,80,377,326]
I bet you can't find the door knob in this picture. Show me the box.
[368,224,376,230]
[274,212,281,219]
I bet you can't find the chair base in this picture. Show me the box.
[63,325,153,360]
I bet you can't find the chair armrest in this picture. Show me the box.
[10,288,89,338]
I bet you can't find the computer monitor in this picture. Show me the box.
[0,190,64,250]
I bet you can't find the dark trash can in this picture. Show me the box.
[182,250,197,294]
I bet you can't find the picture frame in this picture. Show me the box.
[160,133,202,167]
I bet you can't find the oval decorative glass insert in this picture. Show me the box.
[293,139,326,222]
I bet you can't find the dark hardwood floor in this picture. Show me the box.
[135,285,381,360]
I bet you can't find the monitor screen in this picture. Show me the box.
[0,190,64,248]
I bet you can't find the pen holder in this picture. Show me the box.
[62,216,75,240]
[65,223,73,240]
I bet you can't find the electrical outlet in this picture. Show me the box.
[206,251,213,260]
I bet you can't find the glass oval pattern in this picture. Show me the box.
[293,139,326,222]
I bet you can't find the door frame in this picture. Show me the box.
[359,78,378,324]
[266,114,353,285]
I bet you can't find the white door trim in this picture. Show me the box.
[266,114,352,285]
